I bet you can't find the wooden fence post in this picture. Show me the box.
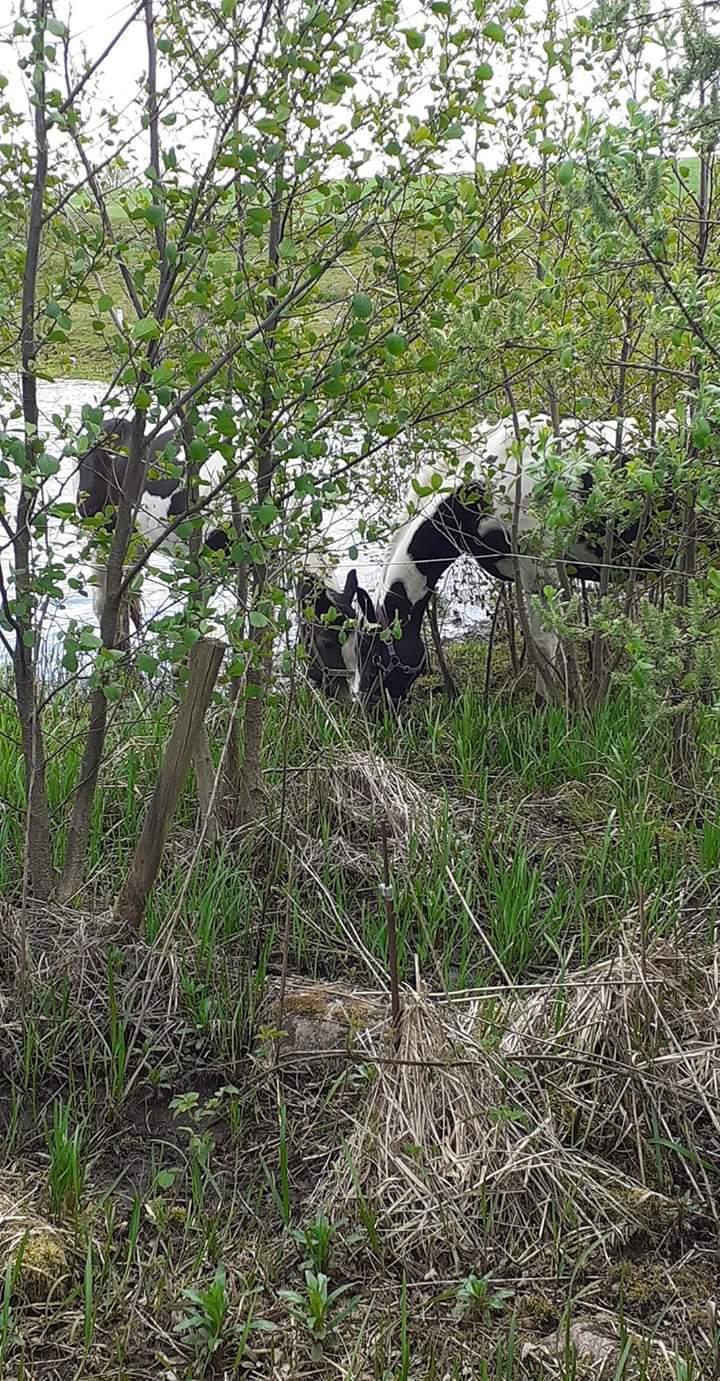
[114,638,225,929]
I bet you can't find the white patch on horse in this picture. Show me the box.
[135,491,186,554]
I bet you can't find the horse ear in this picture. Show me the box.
[342,568,359,602]
[355,584,377,623]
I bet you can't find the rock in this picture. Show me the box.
[526,1315,620,1376]
[254,977,386,1066]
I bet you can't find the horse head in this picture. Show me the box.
[351,580,428,707]
[298,563,359,696]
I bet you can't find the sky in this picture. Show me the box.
[0,0,693,181]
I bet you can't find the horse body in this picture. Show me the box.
[298,412,678,704]
[77,417,229,632]
[351,412,660,703]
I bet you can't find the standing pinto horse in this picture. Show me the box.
[300,412,678,705]
[77,417,229,640]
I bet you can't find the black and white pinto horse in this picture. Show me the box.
[77,417,229,635]
[300,411,680,705]
[297,556,359,697]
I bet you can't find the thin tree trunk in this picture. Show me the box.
[233,141,285,824]
[60,412,149,900]
[61,0,168,897]
[14,0,54,899]
[673,91,712,768]
[114,639,225,929]
[502,371,562,704]
[428,594,457,700]
[548,392,584,714]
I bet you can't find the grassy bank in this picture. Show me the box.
[0,642,717,1378]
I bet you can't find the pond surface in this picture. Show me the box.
[1,377,492,666]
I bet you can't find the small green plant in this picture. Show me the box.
[46,1100,85,1217]
[262,1101,292,1226]
[453,1273,514,1323]
[175,1264,230,1358]
[280,1269,359,1361]
[294,1211,334,1275]
[83,1239,95,1352]
[0,1256,17,1371]
[169,1090,220,1217]
[176,1267,273,1368]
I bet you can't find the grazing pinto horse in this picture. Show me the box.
[297,558,358,696]
[77,417,229,635]
[309,412,672,706]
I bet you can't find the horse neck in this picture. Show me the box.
[377,485,485,621]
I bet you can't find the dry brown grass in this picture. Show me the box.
[313,925,719,1282]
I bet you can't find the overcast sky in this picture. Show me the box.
[0,0,693,177]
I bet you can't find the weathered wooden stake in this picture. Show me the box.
[114,638,225,929]
[192,724,220,845]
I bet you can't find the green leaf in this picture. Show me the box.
[213,83,231,105]
[385,333,407,357]
[137,653,158,675]
[403,27,425,49]
[249,611,270,628]
[256,502,278,527]
[477,62,493,80]
[692,418,711,449]
[557,160,575,187]
[221,0,236,14]
[143,203,164,227]
[132,317,161,341]
[47,16,68,37]
[559,346,573,368]
[97,294,113,313]
[483,21,506,42]
[37,454,60,477]
[152,362,174,386]
[351,293,373,320]
[417,351,438,372]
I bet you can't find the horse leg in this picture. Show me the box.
[428,594,457,700]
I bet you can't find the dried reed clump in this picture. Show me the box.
[314,933,716,1270]
[0,904,209,1084]
[0,1179,68,1301]
[322,750,448,846]
[255,975,387,1067]
[317,985,506,1269]
[499,934,720,1191]
[298,749,463,854]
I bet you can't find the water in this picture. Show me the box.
[0,377,492,665]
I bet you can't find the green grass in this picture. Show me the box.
[0,643,716,1378]
[1,653,717,981]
